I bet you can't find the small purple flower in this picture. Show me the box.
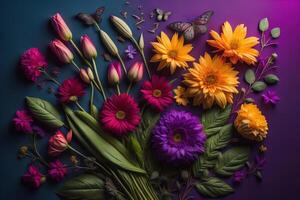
[125,45,137,59]
[233,170,247,183]
[262,90,280,105]
[255,155,266,169]
[152,110,206,165]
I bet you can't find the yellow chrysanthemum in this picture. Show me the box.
[150,31,195,74]
[207,21,259,65]
[183,53,239,109]
[234,103,268,141]
[174,86,189,106]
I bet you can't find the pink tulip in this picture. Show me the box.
[108,61,122,85]
[81,35,97,59]
[49,39,74,64]
[79,68,91,84]
[51,13,72,41]
[128,62,144,82]
[48,130,72,157]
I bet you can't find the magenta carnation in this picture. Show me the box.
[48,160,68,182]
[141,75,173,111]
[20,48,48,81]
[22,165,43,188]
[13,110,33,133]
[101,93,141,136]
[58,77,85,103]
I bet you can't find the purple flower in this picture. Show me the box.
[233,170,247,183]
[48,160,68,182]
[152,110,206,165]
[125,45,137,59]
[255,155,266,169]
[262,90,280,105]
[22,165,43,188]
[13,110,33,133]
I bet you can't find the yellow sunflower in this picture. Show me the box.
[183,53,239,109]
[150,31,195,74]
[207,21,259,65]
[174,86,189,106]
[234,103,268,141]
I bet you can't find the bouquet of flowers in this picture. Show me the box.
[14,7,280,200]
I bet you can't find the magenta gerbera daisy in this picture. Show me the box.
[57,77,85,103]
[101,93,141,136]
[140,75,173,111]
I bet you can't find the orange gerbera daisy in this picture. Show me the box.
[150,32,195,74]
[207,21,259,65]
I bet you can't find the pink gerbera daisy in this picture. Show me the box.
[20,48,48,81]
[141,75,173,111]
[101,94,141,136]
[58,77,85,103]
[13,110,33,133]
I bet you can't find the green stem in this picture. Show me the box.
[127,81,133,94]
[32,134,48,167]
[70,39,92,68]
[117,53,127,75]
[41,70,60,86]
[92,59,107,101]
[75,101,86,112]
[116,84,121,95]
[71,61,81,71]
[131,38,151,79]
[89,84,95,112]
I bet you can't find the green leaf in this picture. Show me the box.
[56,173,105,200]
[264,74,279,85]
[90,104,98,118]
[244,69,256,84]
[259,18,269,32]
[201,105,232,137]
[128,136,143,166]
[271,27,280,38]
[195,177,234,198]
[215,146,250,176]
[25,97,64,128]
[252,81,267,92]
[64,107,145,174]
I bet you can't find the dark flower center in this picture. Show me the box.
[116,110,126,120]
[69,96,78,102]
[153,89,162,97]
[205,74,217,85]
[230,38,240,49]
[168,50,178,59]
[173,133,182,143]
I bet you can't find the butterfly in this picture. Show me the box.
[154,8,172,21]
[168,10,214,41]
[76,6,105,26]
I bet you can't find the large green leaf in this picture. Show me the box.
[25,97,64,128]
[64,107,145,174]
[201,106,231,137]
[195,177,234,198]
[244,69,256,85]
[215,146,250,176]
[56,173,105,200]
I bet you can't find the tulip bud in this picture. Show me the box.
[108,61,122,85]
[139,33,144,49]
[99,30,119,56]
[49,39,74,64]
[110,15,133,39]
[81,35,97,59]
[80,69,91,84]
[128,62,144,82]
[48,130,72,157]
[86,68,94,81]
[51,13,72,41]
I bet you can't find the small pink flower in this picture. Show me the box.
[108,61,122,85]
[81,34,97,59]
[49,39,74,64]
[48,160,68,182]
[13,110,33,133]
[20,48,48,81]
[48,130,72,157]
[51,13,72,41]
[22,165,44,189]
[141,75,173,111]
[128,62,144,82]
[58,77,86,103]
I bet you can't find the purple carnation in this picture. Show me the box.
[152,110,206,165]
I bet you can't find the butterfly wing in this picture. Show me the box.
[183,25,195,41]
[168,22,192,33]
[93,6,105,23]
[193,10,214,25]
[193,24,208,35]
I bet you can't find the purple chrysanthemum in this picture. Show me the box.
[152,110,206,165]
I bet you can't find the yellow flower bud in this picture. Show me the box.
[99,30,119,56]
[110,15,133,39]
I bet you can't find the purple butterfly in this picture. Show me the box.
[168,10,214,41]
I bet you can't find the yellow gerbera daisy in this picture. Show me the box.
[174,86,189,106]
[150,31,195,74]
[183,53,239,109]
[234,103,268,141]
[207,21,259,65]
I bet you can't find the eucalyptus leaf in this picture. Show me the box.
[271,27,281,38]
[215,146,250,176]
[195,177,234,198]
[56,173,105,200]
[264,74,279,85]
[244,69,256,85]
[259,18,269,32]
[25,97,64,128]
[252,81,267,92]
